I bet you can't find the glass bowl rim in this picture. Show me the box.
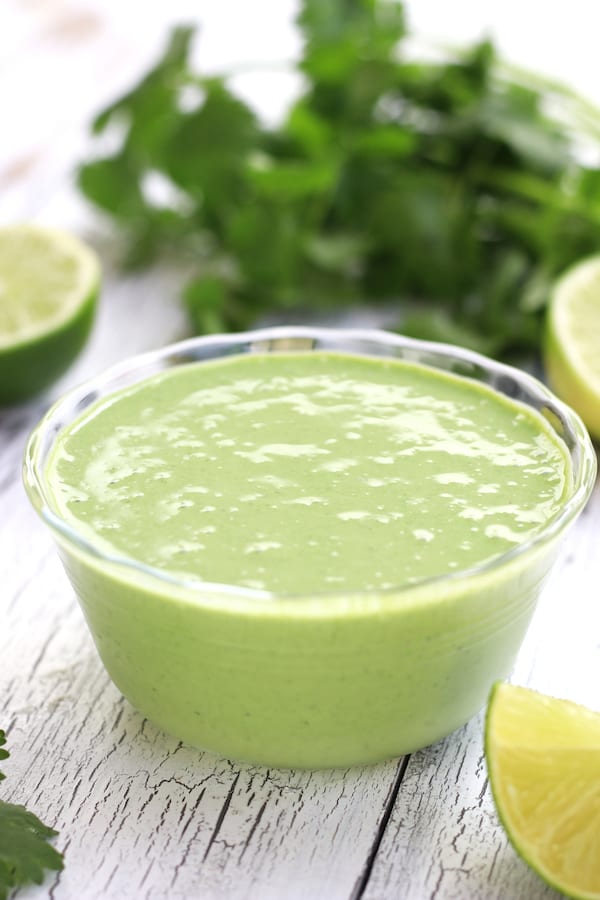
[23,325,597,603]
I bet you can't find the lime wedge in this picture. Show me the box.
[0,224,100,404]
[545,257,600,441]
[486,683,600,900]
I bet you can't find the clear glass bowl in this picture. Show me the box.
[23,327,597,768]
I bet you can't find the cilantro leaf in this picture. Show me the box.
[0,802,63,900]
[0,731,64,900]
[92,24,195,153]
[0,732,8,782]
[77,2,600,359]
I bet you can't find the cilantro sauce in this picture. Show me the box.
[46,352,570,595]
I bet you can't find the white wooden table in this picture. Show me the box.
[1,3,599,898]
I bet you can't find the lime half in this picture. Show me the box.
[545,257,600,441]
[486,683,600,900]
[0,224,100,404]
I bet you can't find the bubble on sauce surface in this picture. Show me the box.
[244,541,283,554]
[435,473,475,485]
[413,529,435,542]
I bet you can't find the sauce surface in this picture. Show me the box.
[46,352,570,594]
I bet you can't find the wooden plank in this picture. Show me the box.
[361,484,600,900]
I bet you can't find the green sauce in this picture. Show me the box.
[46,352,570,594]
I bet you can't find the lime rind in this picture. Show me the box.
[486,682,600,900]
[545,256,600,440]
[0,224,100,404]
[551,258,600,385]
[0,225,100,350]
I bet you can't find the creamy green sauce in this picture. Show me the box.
[46,352,570,594]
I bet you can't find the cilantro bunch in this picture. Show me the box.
[78,0,600,357]
[0,730,63,899]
